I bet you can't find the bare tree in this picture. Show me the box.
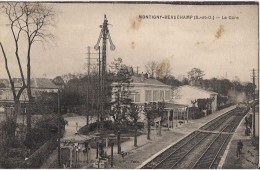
[0,2,55,147]
[145,61,158,78]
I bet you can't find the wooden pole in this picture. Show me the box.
[167,110,169,130]
[111,142,114,167]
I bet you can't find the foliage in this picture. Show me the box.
[197,98,213,111]
[20,137,57,168]
[0,2,56,147]
[187,68,205,86]
[33,91,58,114]
[144,102,159,140]
[109,58,133,122]
[59,75,100,114]
[158,75,182,87]
[1,157,24,169]
[155,59,171,79]
[24,113,65,148]
[52,76,65,88]
[0,83,6,88]
[0,119,17,147]
[194,111,205,119]
[109,58,134,153]
[78,120,114,135]
[244,82,256,98]
[217,95,229,107]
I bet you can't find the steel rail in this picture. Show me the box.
[209,115,242,168]
[141,131,199,169]
[201,108,237,131]
[192,125,230,168]
[159,107,244,169]
[192,112,243,169]
[151,132,208,169]
[142,107,245,169]
[168,133,215,169]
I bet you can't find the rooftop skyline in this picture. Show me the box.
[0,3,258,82]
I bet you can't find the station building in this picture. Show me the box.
[111,76,219,128]
[111,75,173,121]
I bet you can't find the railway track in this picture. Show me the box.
[200,108,238,131]
[191,117,239,169]
[141,107,248,169]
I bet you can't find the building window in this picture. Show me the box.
[145,90,152,102]
[135,93,140,102]
[129,94,135,102]
[165,90,171,101]
[160,90,164,101]
[153,90,159,102]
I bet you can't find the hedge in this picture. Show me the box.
[217,103,233,110]
[19,137,57,169]
[79,120,114,135]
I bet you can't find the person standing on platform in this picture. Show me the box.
[237,140,244,157]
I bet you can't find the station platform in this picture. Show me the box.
[220,111,259,169]
[102,106,236,169]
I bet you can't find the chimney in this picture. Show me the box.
[141,72,144,82]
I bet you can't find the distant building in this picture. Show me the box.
[172,85,218,112]
[0,78,58,105]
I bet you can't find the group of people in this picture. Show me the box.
[236,115,252,158]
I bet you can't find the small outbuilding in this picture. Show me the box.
[172,85,218,112]
[60,133,93,168]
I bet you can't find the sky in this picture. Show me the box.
[0,2,258,82]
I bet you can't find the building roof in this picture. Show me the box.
[32,78,58,89]
[61,133,92,143]
[179,85,218,95]
[0,79,9,87]
[131,76,170,87]
[0,78,58,89]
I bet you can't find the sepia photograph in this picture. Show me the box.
[0,1,259,169]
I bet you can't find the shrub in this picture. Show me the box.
[194,111,205,119]
[79,120,114,135]
[27,113,65,147]
[1,157,24,169]
[217,103,233,110]
[19,137,57,168]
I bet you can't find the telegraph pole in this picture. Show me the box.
[250,68,258,137]
[94,15,115,132]
[94,15,116,159]
[57,89,61,167]
[98,46,101,132]
[84,47,100,127]
[252,69,256,137]
[86,46,91,127]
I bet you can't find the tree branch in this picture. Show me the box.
[0,42,17,99]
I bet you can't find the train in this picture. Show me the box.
[236,102,248,109]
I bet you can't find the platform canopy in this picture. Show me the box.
[61,133,92,144]
[164,102,188,110]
